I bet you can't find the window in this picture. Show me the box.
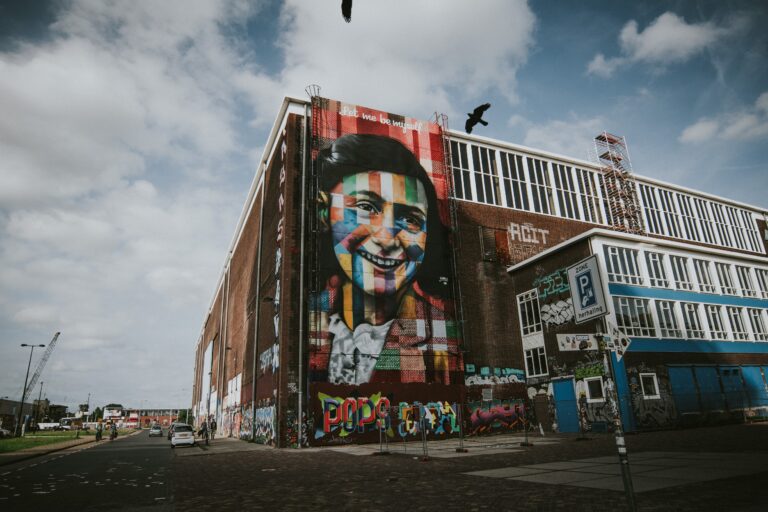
[735,266,756,297]
[658,189,682,238]
[639,184,664,235]
[711,204,732,247]
[656,300,682,338]
[552,163,579,220]
[694,259,716,293]
[747,309,768,341]
[681,303,705,339]
[499,151,529,210]
[613,297,655,336]
[527,157,554,215]
[645,252,669,288]
[715,263,736,295]
[471,145,500,205]
[585,377,605,403]
[640,373,660,399]
[705,305,728,340]
[604,246,643,285]
[693,198,717,245]
[450,141,472,201]
[726,206,748,250]
[575,168,603,224]
[676,194,701,242]
[524,346,548,377]
[756,269,768,299]
[670,255,693,290]
[727,307,749,341]
[517,290,542,336]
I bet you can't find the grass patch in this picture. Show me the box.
[0,432,85,453]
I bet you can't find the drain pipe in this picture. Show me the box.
[296,103,310,448]
[250,179,267,442]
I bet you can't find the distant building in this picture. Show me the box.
[192,96,768,447]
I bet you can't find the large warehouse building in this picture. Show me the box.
[191,95,768,447]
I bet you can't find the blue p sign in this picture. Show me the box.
[576,270,596,308]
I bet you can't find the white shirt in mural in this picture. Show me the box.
[327,313,393,385]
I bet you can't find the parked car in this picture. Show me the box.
[148,425,163,437]
[0,427,11,438]
[167,422,183,440]
[170,424,195,448]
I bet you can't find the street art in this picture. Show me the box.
[308,99,462,386]
[317,392,391,438]
[540,298,574,326]
[574,363,604,380]
[532,268,569,301]
[239,407,253,440]
[285,408,309,448]
[259,343,280,374]
[557,334,597,352]
[316,392,461,440]
[467,399,530,435]
[627,365,676,429]
[254,405,276,445]
[464,365,525,386]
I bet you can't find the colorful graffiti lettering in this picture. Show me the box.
[468,399,528,435]
[397,401,459,437]
[465,366,525,386]
[318,392,391,438]
[254,405,276,445]
[532,268,569,301]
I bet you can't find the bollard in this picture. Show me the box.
[519,401,533,447]
[455,401,468,453]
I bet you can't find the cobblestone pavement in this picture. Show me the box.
[174,423,768,511]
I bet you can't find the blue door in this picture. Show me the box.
[719,367,746,411]
[742,366,768,411]
[552,378,579,433]
[668,366,699,414]
[695,366,725,412]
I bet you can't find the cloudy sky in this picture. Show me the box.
[1,0,766,412]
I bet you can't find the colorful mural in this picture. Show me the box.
[308,99,462,386]
[467,399,531,435]
[254,405,276,445]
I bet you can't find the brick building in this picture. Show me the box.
[191,96,768,447]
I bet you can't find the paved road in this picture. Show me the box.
[3,423,768,511]
[0,430,174,511]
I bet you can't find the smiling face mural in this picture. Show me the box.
[308,100,463,388]
[329,171,428,297]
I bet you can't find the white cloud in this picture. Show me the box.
[588,12,738,77]
[240,1,536,121]
[679,91,768,143]
[516,114,605,161]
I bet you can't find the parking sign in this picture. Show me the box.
[567,255,607,324]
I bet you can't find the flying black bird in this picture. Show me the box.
[465,103,491,133]
[341,0,352,23]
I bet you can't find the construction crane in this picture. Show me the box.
[22,332,61,406]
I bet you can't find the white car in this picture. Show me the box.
[170,424,195,448]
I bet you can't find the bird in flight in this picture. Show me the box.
[465,103,491,133]
[342,0,352,23]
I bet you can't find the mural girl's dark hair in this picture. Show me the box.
[316,133,452,298]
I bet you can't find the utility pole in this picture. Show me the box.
[86,393,91,423]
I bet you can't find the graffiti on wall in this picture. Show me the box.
[508,222,549,245]
[467,399,530,435]
[532,268,568,301]
[315,392,461,440]
[254,405,276,445]
[259,343,280,374]
[285,408,309,448]
[626,364,676,429]
[464,364,525,386]
[541,298,574,326]
[239,407,253,440]
[308,99,462,386]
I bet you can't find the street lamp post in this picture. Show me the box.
[17,344,45,437]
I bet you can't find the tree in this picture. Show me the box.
[177,409,193,425]
[92,407,103,421]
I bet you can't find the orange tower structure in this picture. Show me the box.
[593,132,644,234]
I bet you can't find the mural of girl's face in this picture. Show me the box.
[328,171,428,296]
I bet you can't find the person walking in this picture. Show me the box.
[209,417,217,440]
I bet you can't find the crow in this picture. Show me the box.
[341,0,352,23]
[465,103,491,133]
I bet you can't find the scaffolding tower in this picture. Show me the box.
[593,132,644,235]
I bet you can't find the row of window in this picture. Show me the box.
[604,245,768,299]
[613,296,768,342]
[448,139,764,254]
[639,184,762,253]
[583,373,661,403]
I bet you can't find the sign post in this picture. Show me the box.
[566,255,608,324]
